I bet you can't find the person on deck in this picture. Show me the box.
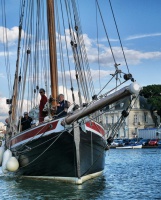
[56,94,70,118]
[39,88,48,122]
[21,112,32,131]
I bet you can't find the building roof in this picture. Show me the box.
[103,95,153,111]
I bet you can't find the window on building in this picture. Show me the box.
[109,104,115,110]
[144,112,148,123]
[106,116,108,124]
[111,116,114,124]
[120,103,124,108]
[134,114,137,123]
[133,98,138,108]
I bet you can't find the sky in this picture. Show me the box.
[0,0,161,123]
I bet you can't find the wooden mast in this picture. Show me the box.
[46,0,58,106]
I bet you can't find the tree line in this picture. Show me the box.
[139,84,161,117]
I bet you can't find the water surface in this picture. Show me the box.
[0,148,161,199]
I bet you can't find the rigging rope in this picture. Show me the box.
[65,0,85,103]
[95,0,117,66]
[107,94,140,142]
[65,0,95,103]
[108,0,130,73]
[55,0,68,99]
[71,0,95,100]
[16,0,50,118]
[60,0,75,104]
[95,1,102,92]
[1,0,12,97]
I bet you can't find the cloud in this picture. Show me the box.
[81,34,161,66]
[0,73,5,78]
[0,98,32,125]
[0,26,25,44]
[0,97,10,123]
[4,26,159,70]
[0,51,15,57]
[121,48,161,65]
[126,33,161,40]
[58,69,113,84]
[90,69,113,78]
[88,45,161,66]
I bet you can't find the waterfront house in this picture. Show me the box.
[102,95,160,139]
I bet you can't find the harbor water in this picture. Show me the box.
[0,148,161,200]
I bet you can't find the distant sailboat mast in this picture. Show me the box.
[11,20,23,125]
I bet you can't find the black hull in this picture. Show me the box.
[10,120,106,183]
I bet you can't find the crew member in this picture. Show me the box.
[21,112,32,131]
[56,94,70,118]
[39,88,48,122]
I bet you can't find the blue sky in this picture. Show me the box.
[79,0,161,84]
[80,0,161,83]
[0,0,161,122]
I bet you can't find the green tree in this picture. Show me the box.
[139,85,161,116]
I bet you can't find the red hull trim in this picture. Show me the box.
[10,120,59,146]
[85,121,105,136]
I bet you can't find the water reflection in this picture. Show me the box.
[0,175,107,200]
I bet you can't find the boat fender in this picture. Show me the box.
[2,149,12,173]
[6,157,19,172]
[0,144,5,166]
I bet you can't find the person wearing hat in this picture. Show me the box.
[39,88,48,122]
[21,112,33,131]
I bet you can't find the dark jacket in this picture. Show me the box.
[21,116,32,131]
[56,100,69,118]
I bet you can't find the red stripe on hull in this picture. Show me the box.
[85,121,105,136]
[10,120,59,146]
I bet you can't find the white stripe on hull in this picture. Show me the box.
[20,170,103,185]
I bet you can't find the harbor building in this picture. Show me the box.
[102,95,160,139]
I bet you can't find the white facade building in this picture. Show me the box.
[102,95,160,139]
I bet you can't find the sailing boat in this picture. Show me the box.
[2,0,141,184]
